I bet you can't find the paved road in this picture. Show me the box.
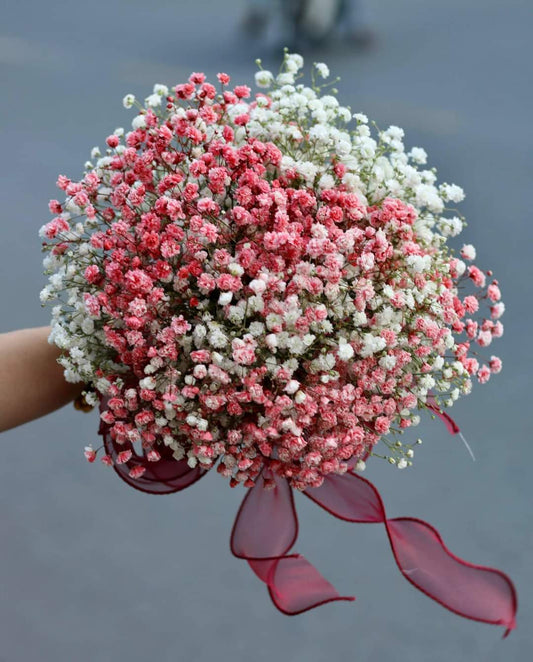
[1,1,531,660]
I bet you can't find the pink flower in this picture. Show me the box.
[124,268,153,294]
[135,410,154,426]
[463,296,479,314]
[129,465,146,479]
[171,315,191,335]
[116,450,132,465]
[491,302,505,319]
[84,446,97,463]
[106,135,120,148]
[189,72,206,84]
[489,356,503,374]
[232,338,257,365]
[477,330,492,347]
[487,283,501,302]
[190,350,211,363]
[48,199,62,214]
[468,265,486,288]
[477,365,491,384]
[234,85,251,99]
[217,273,242,292]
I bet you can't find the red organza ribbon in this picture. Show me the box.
[99,419,207,494]
[426,394,460,435]
[98,415,517,635]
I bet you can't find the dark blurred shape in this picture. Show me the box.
[241,0,269,38]
[241,0,376,51]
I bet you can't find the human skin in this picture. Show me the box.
[0,326,84,432]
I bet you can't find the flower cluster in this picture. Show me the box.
[41,53,504,490]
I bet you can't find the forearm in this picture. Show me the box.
[0,327,84,432]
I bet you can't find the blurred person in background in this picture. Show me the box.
[242,0,375,50]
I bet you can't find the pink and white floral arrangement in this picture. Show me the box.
[40,52,516,633]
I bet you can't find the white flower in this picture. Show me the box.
[286,53,304,69]
[208,329,228,348]
[440,183,465,203]
[432,356,444,370]
[122,93,135,109]
[218,291,233,305]
[297,161,318,185]
[140,376,156,390]
[318,173,335,189]
[379,355,397,370]
[360,334,387,357]
[461,244,476,260]
[277,73,295,86]
[255,70,274,88]
[85,391,98,406]
[294,390,306,404]
[145,93,162,107]
[228,263,244,278]
[287,336,306,355]
[338,339,354,360]
[337,107,352,123]
[353,311,367,326]
[383,125,404,141]
[265,333,278,350]
[248,321,265,337]
[153,83,169,96]
[454,259,466,277]
[266,313,283,330]
[132,114,147,130]
[408,147,427,164]
[39,286,53,303]
[397,458,408,469]
[315,62,329,78]
[95,377,111,394]
[415,184,444,213]
[284,380,300,394]
[81,318,94,334]
[247,295,264,313]
[406,254,432,273]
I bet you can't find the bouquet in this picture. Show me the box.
[40,52,516,633]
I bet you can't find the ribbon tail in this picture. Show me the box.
[386,517,517,636]
[231,471,353,613]
[427,393,460,435]
[262,555,354,615]
[426,395,476,460]
[305,471,517,635]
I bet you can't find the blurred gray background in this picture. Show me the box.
[1,1,531,660]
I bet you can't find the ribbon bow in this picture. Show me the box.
[99,412,517,636]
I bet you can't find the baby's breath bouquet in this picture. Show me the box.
[40,53,516,634]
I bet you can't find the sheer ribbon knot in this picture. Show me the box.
[99,409,517,636]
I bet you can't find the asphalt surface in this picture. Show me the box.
[1,1,532,661]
